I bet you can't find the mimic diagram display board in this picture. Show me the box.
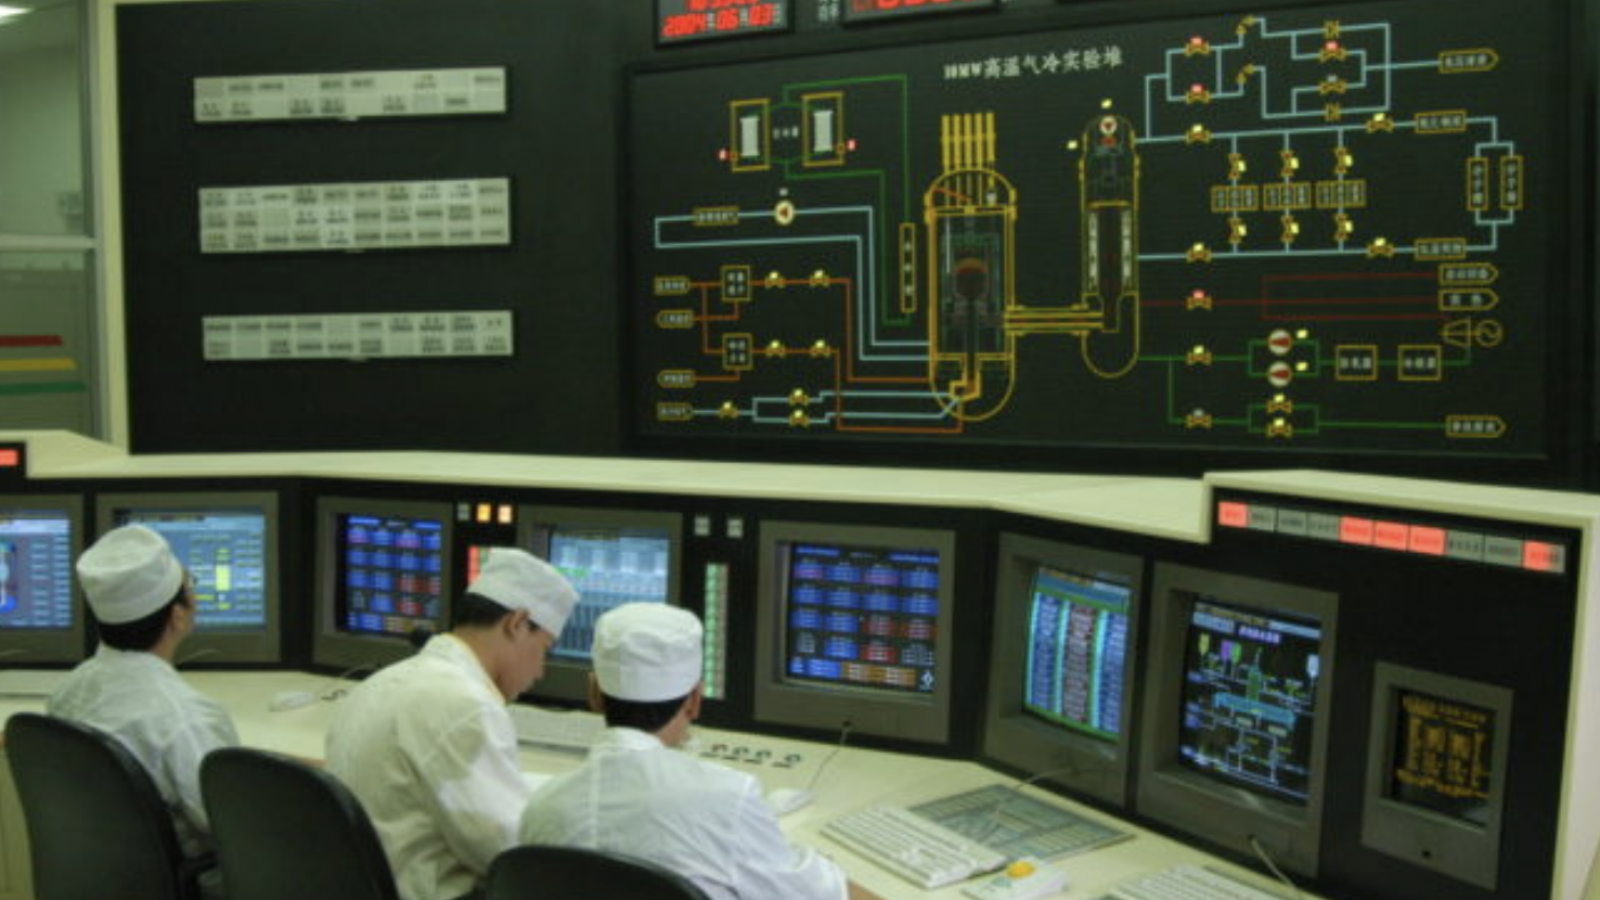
[630,0,1560,460]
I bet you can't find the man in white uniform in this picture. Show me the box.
[519,603,884,900]
[48,524,239,899]
[325,548,579,900]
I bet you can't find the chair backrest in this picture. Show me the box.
[486,844,712,900]
[200,746,401,900]
[4,711,196,900]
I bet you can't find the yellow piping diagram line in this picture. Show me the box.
[0,358,76,374]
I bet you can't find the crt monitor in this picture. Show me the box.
[0,495,85,664]
[1135,562,1338,877]
[753,520,956,745]
[515,505,682,704]
[1360,662,1513,890]
[313,496,453,672]
[982,532,1142,807]
[97,491,279,664]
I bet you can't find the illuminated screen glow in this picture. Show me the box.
[1389,688,1496,826]
[783,541,940,694]
[0,510,74,630]
[544,528,673,661]
[1023,564,1132,741]
[337,513,444,637]
[1178,597,1323,804]
[115,509,268,630]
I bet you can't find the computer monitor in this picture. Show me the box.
[0,495,85,663]
[1360,662,1513,890]
[516,505,683,704]
[97,491,280,664]
[312,496,453,672]
[982,533,1142,807]
[1135,562,1338,876]
[753,520,956,745]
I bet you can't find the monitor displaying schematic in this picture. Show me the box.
[753,520,956,745]
[313,496,453,672]
[517,505,682,704]
[0,495,85,663]
[98,491,279,664]
[1135,562,1338,877]
[982,533,1142,807]
[1361,662,1513,890]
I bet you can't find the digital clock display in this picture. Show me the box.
[841,0,998,23]
[656,0,792,44]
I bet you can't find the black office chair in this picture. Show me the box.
[485,845,712,900]
[4,711,204,900]
[200,746,400,900]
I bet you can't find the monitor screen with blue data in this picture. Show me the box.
[313,496,454,672]
[517,504,682,705]
[983,533,1142,807]
[98,491,280,664]
[1135,562,1338,877]
[754,520,956,745]
[0,495,85,662]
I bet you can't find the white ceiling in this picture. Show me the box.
[0,1,79,58]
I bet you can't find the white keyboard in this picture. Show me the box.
[823,804,1007,889]
[508,704,605,751]
[1099,865,1289,900]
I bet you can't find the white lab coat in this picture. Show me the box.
[325,633,528,900]
[47,645,240,863]
[519,727,849,900]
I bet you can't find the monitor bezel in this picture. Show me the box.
[1360,661,1513,890]
[753,519,956,745]
[515,504,684,706]
[0,494,86,664]
[96,490,280,665]
[1135,561,1339,876]
[312,495,455,673]
[982,532,1142,807]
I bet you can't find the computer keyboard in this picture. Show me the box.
[911,783,1131,860]
[823,804,1008,889]
[1097,865,1290,900]
[507,704,605,751]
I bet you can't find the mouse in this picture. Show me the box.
[764,787,813,816]
[269,690,317,712]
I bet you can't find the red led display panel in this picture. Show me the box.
[657,0,790,44]
[841,0,997,23]
[0,448,19,469]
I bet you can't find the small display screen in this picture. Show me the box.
[841,0,997,23]
[544,528,673,661]
[0,509,74,630]
[114,509,268,630]
[656,0,790,44]
[1023,565,1132,741]
[1389,688,1496,826]
[783,541,940,694]
[1178,597,1323,804]
[337,513,444,638]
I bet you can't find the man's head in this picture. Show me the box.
[76,525,194,654]
[590,603,704,744]
[453,548,579,700]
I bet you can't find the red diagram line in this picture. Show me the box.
[0,335,64,348]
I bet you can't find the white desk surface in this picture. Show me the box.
[0,667,1324,900]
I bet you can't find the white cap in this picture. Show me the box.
[593,603,703,703]
[467,548,579,639]
[76,525,185,625]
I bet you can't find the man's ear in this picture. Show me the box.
[587,672,607,714]
[683,683,704,721]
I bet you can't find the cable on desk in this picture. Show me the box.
[1247,835,1302,900]
[804,718,854,794]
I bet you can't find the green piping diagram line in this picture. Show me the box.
[0,381,87,397]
